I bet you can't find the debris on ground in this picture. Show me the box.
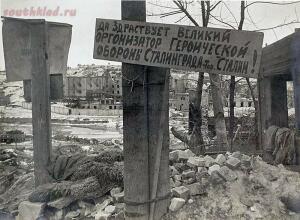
[164,151,300,220]
[2,146,300,219]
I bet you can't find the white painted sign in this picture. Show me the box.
[2,17,72,82]
[93,19,264,78]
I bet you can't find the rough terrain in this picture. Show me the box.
[2,140,300,220]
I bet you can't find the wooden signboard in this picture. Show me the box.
[2,17,72,187]
[2,17,72,82]
[259,31,300,77]
[94,19,264,78]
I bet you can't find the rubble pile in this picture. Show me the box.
[0,148,34,215]
[0,145,125,219]
[0,149,18,168]
[2,147,300,219]
[165,150,300,219]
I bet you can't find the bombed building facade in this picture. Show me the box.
[22,66,123,111]
[64,69,122,110]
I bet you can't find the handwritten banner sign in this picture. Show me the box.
[2,17,72,82]
[93,19,264,78]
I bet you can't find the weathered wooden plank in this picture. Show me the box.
[258,75,288,148]
[121,1,149,219]
[122,1,170,220]
[122,65,150,220]
[292,29,300,130]
[23,74,64,101]
[147,68,170,220]
[291,30,300,165]
[260,31,300,77]
[2,17,71,82]
[30,21,52,187]
[292,69,300,165]
[93,19,264,78]
[257,77,263,149]
[271,76,288,127]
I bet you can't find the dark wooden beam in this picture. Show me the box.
[121,1,170,219]
[30,21,52,186]
[260,31,300,77]
[258,75,288,149]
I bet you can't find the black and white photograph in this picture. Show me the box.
[0,0,300,219]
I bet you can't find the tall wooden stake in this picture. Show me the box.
[292,30,300,130]
[292,30,300,164]
[31,21,52,187]
[148,69,170,220]
[122,1,170,219]
[293,70,300,165]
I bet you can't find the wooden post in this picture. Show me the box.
[258,75,288,148]
[122,1,170,219]
[30,20,52,187]
[257,75,263,149]
[292,30,300,130]
[292,69,300,165]
[121,2,148,219]
[293,72,300,129]
[270,76,288,128]
[292,30,300,164]
[147,68,170,220]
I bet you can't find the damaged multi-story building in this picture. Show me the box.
[64,69,122,110]
[23,65,123,111]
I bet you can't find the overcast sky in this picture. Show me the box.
[0,0,300,70]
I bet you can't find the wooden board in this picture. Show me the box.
[2,17,72,82]
[94,19,264,78]
[259,31,300,77]
[22,74,64,101]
